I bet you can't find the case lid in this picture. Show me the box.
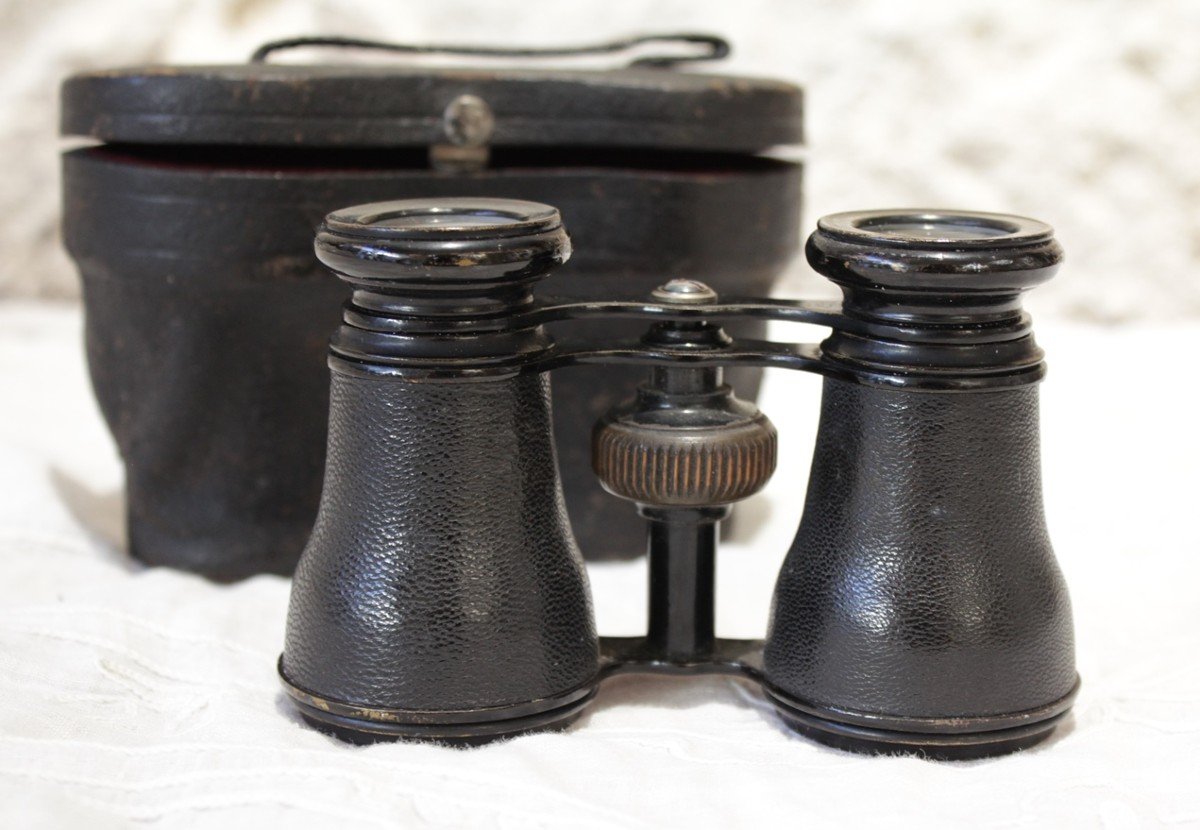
[60,34,803,153]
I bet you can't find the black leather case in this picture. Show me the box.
[60,52,803,577]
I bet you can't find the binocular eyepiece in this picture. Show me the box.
[279,198,1077,758]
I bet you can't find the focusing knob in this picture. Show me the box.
[593,390,777,508]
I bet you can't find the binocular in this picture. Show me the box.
[279,198,1078,758]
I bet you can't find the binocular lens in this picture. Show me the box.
[368,205,541,231]
[864,217,1014,239]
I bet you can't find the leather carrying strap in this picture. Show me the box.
[249,33,731,67]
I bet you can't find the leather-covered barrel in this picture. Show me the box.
[764,210,1078,758]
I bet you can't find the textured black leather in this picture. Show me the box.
[80,276,343,579]
[282,371,599,711]
[64,144,798,576]
[764,378,1076,719]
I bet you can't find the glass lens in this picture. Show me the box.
[375,209,524,230]
[860,215,1018,241]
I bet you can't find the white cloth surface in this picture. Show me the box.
[0,303,1197,828]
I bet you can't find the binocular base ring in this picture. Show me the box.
[280,650,1080,756]
[763,678,1080,760]
[279,664,599,745]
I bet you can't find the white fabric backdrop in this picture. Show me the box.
[1,304,1197,828]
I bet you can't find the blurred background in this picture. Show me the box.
[2,0,1196,321]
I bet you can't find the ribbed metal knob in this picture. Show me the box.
[592,397,777,508]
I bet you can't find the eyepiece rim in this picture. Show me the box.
[324,197,563,241]
[808,208,1063,293]
[817,209,1053,250]
[315,197,571,287]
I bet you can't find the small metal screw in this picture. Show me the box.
[651,279,718,304]
[432,95,494,174]
[442,94,495,147]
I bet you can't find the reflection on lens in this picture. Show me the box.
[375,210,525,230]
[859,214,1018,241]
